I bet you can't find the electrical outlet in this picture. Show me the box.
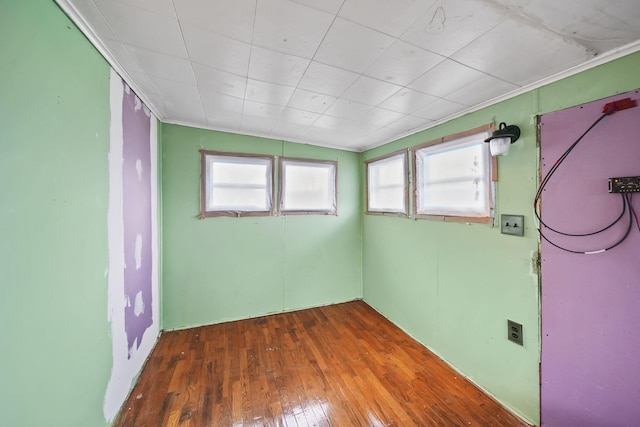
[501,214,524,236]
[507,320,523,346]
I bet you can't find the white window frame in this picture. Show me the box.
[365,150,408,216]
[279,157,338,215]
[199,150,274,217]
[412,125,496,223]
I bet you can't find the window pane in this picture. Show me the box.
[201,152,273,215]
[367,153,407,214]
[212,160,269,186]
[421,143,484,183]
[414,131,491,218]
[420,180,487,213]
[281,160,337,213]
[210,188,269,211]
[370,186,405,212]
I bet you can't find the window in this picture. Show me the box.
[279,158,337,214]
[365,151,408,215]
[200,150,274,217]
[412,126,496,223]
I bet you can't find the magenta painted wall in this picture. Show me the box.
[540,89,640,427]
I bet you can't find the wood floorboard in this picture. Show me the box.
[114,301,531,427]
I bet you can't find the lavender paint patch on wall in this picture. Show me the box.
[122,84,153,356]
[105,70,159,422]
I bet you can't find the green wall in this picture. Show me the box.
[0,1,113,426]
[161,125,362,329]
[361,51,640,425]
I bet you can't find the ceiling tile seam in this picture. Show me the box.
[97,0,190,61]
[240,0,260,133]
[116,0,175,18]
[169,0,206,122]
[54,0,166,121]
[274,0,348,132]
[289,0,344,16]
[161,116,360,153]
[363,38,640,152]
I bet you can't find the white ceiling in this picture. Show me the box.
[58,0,640,151]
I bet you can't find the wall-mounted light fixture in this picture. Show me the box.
[484,122,521,156]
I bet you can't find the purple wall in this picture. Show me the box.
[540,89,640,426]
[122,86,153,356]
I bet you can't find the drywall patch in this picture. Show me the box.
[104,69,159,422]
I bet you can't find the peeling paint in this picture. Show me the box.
[136,159,143,181]
[134,291,144,316]
[104,70,159,423]
[135,233,142,270]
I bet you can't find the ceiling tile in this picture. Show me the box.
[287,89,336,113]
[359,108,405,127]
[379,88,438,114]
[192,63,247,99]
[243,100,285,119]
[365,40,444,86]
[148,76,200,102]
[452,19,592,85]
[248,47,310,87]
[245,79,295,106]
[339,0,437,37]
[297,61,360,97]
[141,93,166,117]
[311,115,351,130]
[300,126,343,148]
[94,0,187,58]
[202,92,244,115]
[69,0,117,40]
[253,0,334,58]
[385,114,432,132]
[445,74,519,106]
[114,0,176,17]
[127,45,196,85]
[368,126,407,145]
[270,121,309,139]
[408,59,485,98]
[290,0,343,15]
[162,95,206,125]
[341,75,402,106]
[412,98,468,121]
[341,121,387,143]
[182,25,251,77]
[279,107,320,126]
[324,99,371,121]
[401,0,505,57]
[127,71,158,96]
[204,106,243,130]
[314,18,395,73]
[173,0,256,43]
[240,116,279,134]
[102,38,142,74]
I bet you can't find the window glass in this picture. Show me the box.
[280,158,337,214]
[366,152,407,215]
[413,129,493,221]
[200,151,273,217]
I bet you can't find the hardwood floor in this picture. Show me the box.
[115,301,529,426]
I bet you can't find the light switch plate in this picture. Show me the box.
[501,214,524,236]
